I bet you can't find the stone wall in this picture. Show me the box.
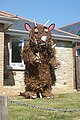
[0,70,25,96]
[52,40,74,94]
[12,70,25,90]
[0,24,4,86]
[2,35,25,96]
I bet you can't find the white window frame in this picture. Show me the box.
[9,38,25,70]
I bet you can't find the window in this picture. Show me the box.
[9,38,25,69]
[75,43,80,57]
[76,48,80,56]
[77,30,80,36]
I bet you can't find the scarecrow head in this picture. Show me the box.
[24,23,55,49]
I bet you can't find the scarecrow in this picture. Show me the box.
[21,22,59,98]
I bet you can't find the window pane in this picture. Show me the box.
[12,40,22,63]
[77,48,80,56]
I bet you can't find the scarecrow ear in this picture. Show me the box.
[24,23,31,31]
[48,23,55,31]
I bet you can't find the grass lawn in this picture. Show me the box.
[8,92,80,120]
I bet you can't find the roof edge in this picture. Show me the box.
[52,34,80,42]
[7,28,80,42]
[55,28,78,37]
[0,15,19,22]
[0,10,41,25]
[59,22,80,29]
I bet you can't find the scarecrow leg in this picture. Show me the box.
[39,93,43,98]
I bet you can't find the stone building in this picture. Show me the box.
[0,10,80,96]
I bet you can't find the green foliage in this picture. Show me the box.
[8,92,80,120]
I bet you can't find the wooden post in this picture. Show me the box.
[0,96,8,120]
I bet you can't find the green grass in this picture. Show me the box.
[8,92,80,120]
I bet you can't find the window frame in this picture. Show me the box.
[76,48,80,56]
[76,43,80,56]
[9,38,25,69]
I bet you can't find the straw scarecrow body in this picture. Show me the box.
[21,23,58,98]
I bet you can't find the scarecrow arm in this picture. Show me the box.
[22,43,36,63]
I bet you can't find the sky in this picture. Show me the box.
[0,0,80,28]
